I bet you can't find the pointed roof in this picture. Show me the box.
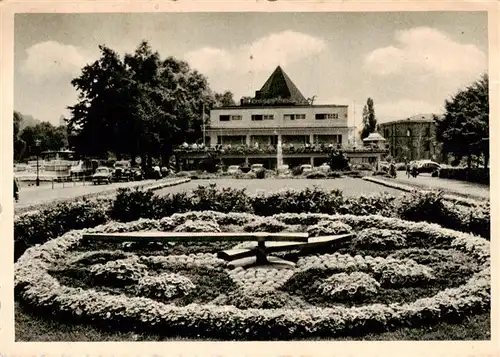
[255,66,308,104]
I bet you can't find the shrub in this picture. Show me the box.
[211,286,309,309]
[291,166,303,176]
[135,273,195,300]
[252,186,344,216]
[255,168,266,179]
[342,170,363,178]
[338,193,397,216]
[439,167,489,184]
[307,220,353,237]
[173,219,221,233]
[371,260,435,288]
[110,188,165,222]
[89,256,148,287]
[243,218,288,233]
[317,272,380,302]
[14,198,109,261]
[327,171,342,178]
[305,171,327,179]
[353,228,407,250]
[190,183,253,213]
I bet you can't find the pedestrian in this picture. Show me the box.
[153,165,161,180]
[405,157,410,179]
[389,161,397,178]
[14,177,20,202]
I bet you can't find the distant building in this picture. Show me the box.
[378,114,443,162]
[175,66,387,170]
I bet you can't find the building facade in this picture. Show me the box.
[176,66,387,170]
[378,114,443,162]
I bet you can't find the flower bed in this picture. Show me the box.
[16,212,489,340]
[14,184,490,263]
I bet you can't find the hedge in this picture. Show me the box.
[15,213,490,340]
[14,184,490,260]
[438,167,489,185]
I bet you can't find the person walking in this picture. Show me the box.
[404,157,411,179]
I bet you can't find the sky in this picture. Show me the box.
[14,12,488,129]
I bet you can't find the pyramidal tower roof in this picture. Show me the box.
[254,66,308,104]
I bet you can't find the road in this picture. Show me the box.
[14,178,175,212]
[390,172,490,200]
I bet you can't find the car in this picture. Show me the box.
[251,163,265,173]
[416,160,441,174]
[227,165,241,174]
[113,160,133,182]
[300,164,313,174]
[92,167,112,184]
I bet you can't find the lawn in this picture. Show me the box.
[155,177,404,197]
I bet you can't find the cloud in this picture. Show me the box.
[363,27,487,85]
[184,30,326,75]
[20,41,92,83]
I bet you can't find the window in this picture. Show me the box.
[219,115,230,122]
[231,115,242,120]
[315,113,338,120]
[284,114,306,120]
[251,115,263,121]
[263,114,274,120]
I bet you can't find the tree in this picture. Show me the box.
[19,121,68,158]
[360,97,377,140]
[14,111,26,161]
[214,91,236,107]
[435,74,489,168]
[67,41,213,167]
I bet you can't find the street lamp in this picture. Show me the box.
[35,139,41,186]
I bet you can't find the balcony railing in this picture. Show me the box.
[174,143,388,155]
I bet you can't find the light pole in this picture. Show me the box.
[35,139,41,186]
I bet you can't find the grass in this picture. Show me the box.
[15,301,490,341]
[154,177,404,197]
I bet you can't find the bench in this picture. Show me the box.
[81,231,353,267]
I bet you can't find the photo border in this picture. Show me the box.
[1,1,498,356]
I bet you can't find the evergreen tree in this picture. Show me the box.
[360,97,377,139]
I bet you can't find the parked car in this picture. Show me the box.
[92,166,112,184]
[277,164,290,175]
[113,160,132,182]
[300,164,313,174]
[251,163,265,173]
[227,165,241,174]
[416,160,441,174]
[130,167,145,181]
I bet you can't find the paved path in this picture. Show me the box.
[366,172,489,201]
[392,172,489,199]
[14,178,182,212]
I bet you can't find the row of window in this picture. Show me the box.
[219,113,341,122]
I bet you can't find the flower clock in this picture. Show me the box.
[15,211,490,340]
